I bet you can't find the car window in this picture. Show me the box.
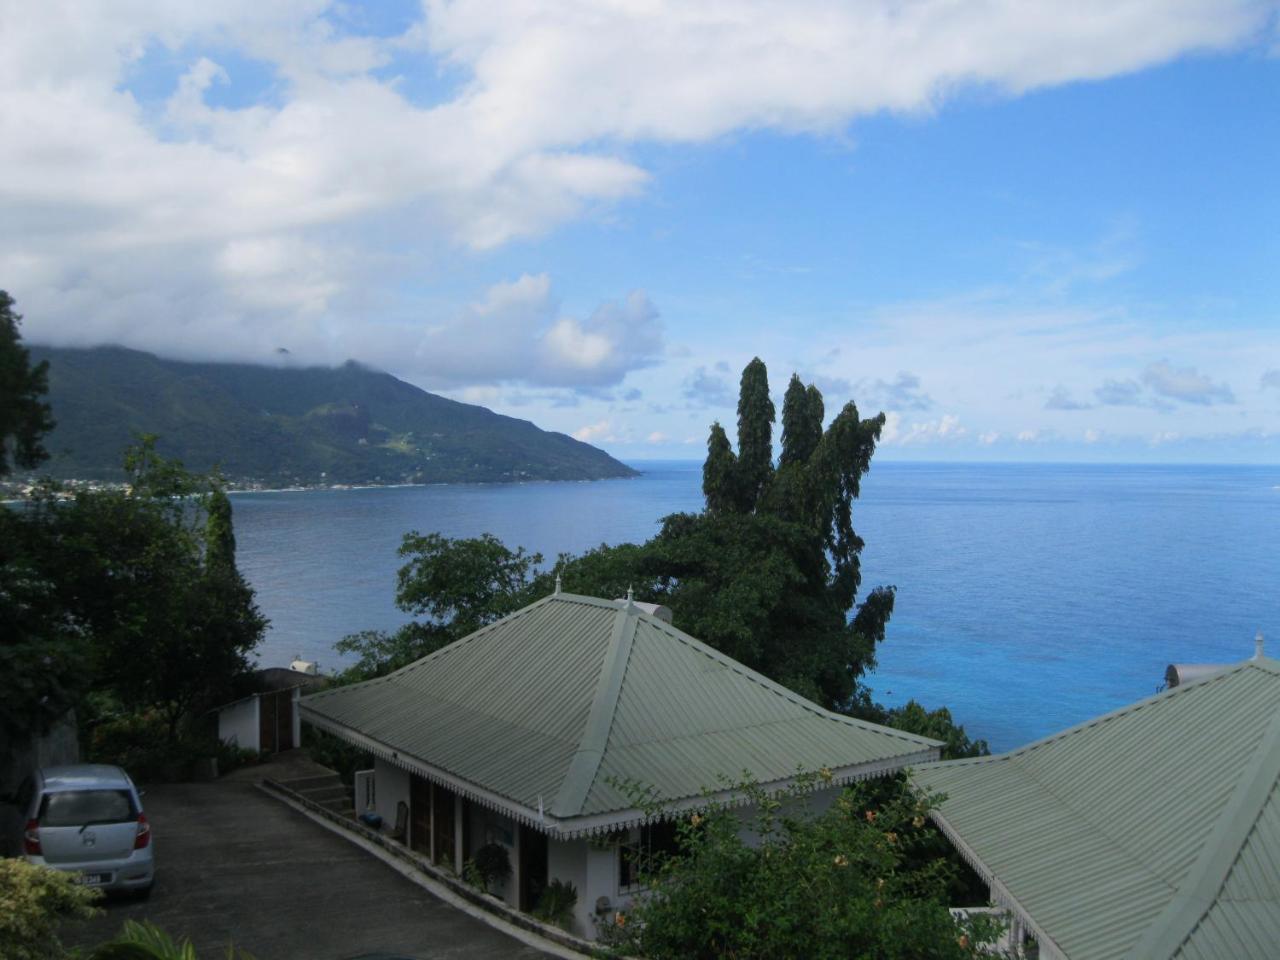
[39,789,136,826]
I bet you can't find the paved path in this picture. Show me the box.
[67,776,557,960]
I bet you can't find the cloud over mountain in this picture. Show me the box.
[2,0,1270,394]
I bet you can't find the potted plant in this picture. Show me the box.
[471,842,511,897]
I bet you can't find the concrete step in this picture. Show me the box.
[316,795,354,814]
[301,785,351,804]
[280,774,343,792]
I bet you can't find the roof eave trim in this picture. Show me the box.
[553,746,943,839]
[927,807,1069,960]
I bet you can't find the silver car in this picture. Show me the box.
[15,764,155,896]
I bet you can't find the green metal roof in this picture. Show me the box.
[911,655,1280,960]
[302,592,939,835]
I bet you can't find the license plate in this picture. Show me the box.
[77,873,110,886]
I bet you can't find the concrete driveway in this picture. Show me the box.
[66,777,559,960]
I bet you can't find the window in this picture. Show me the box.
[39,790,136,827]
[618,819,682,891]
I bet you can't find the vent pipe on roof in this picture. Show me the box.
[1255,630,1265,660]
[554,574,562,595]
[615,596,674,623]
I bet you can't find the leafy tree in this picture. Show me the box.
[611,776,1002,959]
[17,438,265,741]
[701,422,739,515]
[780,374,823,466]
[204,485,237,576]
[338,535,659,681]
[336,532,544,679]
[656,358,892,708]
[734,356,775,510]
[0,290,55,477]
[863,700,990,761]
[0,500,91,747]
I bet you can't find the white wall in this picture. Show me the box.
[547,837,593,937]
[218,697,259,752]
[372,757,410,832]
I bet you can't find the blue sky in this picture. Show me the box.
[3,1,1278,462]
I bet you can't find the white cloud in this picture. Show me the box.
[855,371,933,412]
[1084,428,1101,443]
[978,431,1000,445]
[1141,360,1235,405]
[682,366,736,408]
[646,431,668,444]
[1017,429,1040,443]
[3,0,1271,382]
[886,413,967,445]
[572,419,614,443]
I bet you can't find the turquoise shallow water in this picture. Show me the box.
[230,461,1280,751]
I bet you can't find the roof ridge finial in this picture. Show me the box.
[554,573,562,595]
[1255,629,1265,660]
[626,584,635,609]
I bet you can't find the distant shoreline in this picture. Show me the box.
[0,470,644,503]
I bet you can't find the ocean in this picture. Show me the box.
[230,461,1280,752]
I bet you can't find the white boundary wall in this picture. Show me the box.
[218,697,260,752]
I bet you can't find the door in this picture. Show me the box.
[409,774,431,855]
[432,783,456,869]
[258,694,276,753]
[519,824,548,911]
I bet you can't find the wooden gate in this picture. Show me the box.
[257,690,295,753]
[276,691,294,750]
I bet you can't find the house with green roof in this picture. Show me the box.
[301,588,940,937]
[911,642,1280,960]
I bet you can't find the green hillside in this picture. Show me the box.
[27,345,637,485]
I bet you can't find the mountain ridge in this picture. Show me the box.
[27,345,637,485]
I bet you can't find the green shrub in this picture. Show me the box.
[472,842,512,894]
[532,878,578,930]
[87,709,214,782]
[0,858,102,960]
[302,726,371,786]
[613,776,1004,960]
[214,739,262,776]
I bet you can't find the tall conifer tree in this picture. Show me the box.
[734,357,774,512]
[702,421,739,514]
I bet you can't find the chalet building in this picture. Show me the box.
[912,640,1280,960]
[300,588,940,937]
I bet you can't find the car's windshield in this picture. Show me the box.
[39,789,136,827]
